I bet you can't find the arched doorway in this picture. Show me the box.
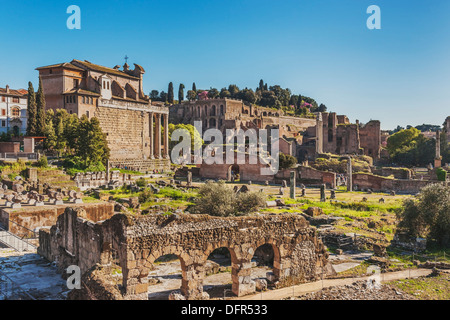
[228,164,240,182]
[147,254,184,300]
[203,247,234,299]
[250,243,278,291]
[12,125,20,136]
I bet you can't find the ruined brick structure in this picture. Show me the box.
[36,60,170,171]
[39,207,332,300]
[316,113,381,159]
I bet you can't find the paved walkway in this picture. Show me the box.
[233,268,433,300]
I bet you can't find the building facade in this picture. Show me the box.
[36,60,170,171]
[0,85,28,135]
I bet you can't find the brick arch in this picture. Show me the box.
[204,242,240,265]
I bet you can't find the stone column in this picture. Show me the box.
[315,112,323,155]
[154,113,161,159]
[149,112,154,159]
[164,113,170,159]
[181,264,206,299]
[232,260,256,297]
[106,160,110,183]
[435,130,442,168]
[347,157,352,192]
[290,171,296,199]
[320,184,326,202]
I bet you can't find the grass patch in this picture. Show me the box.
[390,275,450,300]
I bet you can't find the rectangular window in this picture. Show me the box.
[1,96,5,102]
[12,97,19,103]
[1,120,5,127]
[86,111,90,118]
[1,109,5,116]
[73,79,79,88]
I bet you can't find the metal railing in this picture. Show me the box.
[0,220,37,252]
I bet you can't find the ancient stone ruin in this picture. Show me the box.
[38,207,333,300]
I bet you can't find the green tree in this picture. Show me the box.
[228,84,240,98]
[26,81,37,136]
[386,127,421,157]
[76,115,110,167]
[36,76,46,136]
[159,91,167,103]
[178,83,185,104]
[220,88,231,99]
[192,82,197,93]
[186,90,197,101]
[168,123,203,152]
[318,103,327,112]
[43,110,56,151]
[258,79,264,92]
[208,88,220,99]
[279,152,298,170]
[397,184,450,246]
[168,82,174,104]
[150,90,159,100]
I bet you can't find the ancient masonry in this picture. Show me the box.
[38,207,333,300]
[37,59,170,171]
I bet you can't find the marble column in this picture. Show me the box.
[154,114,161,159]
[149,112,154,159]
[164,113,170,159]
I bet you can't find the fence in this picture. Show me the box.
[0,153,39,161]
[0,219,37,252]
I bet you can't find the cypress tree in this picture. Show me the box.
[178,83,185,104]
[297,94,303,109]
[36,76,46,136]
[168,82,174,104]
[192,82,197,93]
[259,79,264,91]
[26,81,37,136]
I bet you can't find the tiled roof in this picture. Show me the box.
[36,62,85,71]
[0,87,27,97]
[63,88,101,96]
[71,60,140,79]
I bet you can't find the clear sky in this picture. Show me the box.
[0,0,449,130]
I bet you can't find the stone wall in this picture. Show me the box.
[297,166,336,188]
[2,202,114,234]
[352,173,432,193]
[39,208,332,300]
[95,106,148,160]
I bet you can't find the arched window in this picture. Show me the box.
[11,107,20,117]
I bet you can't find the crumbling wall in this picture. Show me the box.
[4,202,114,234]
[297,166,336,188]
[39,208,332,300]
[352,173,431,193]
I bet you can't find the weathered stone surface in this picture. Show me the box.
[304,207,323,217]
[39,208,331,300]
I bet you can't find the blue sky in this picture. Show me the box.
[0,0,449,130]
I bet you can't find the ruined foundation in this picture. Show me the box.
[38,207,333,300]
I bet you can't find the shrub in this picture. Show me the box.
[136,177,147,188]
[138,189,153,204]
[397,183,450,246]
[192,181,266,216]
[436,168,447,182]
[37,155,48,168]
[279,153,298,170]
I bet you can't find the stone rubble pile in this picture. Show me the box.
[298,280,415,300]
